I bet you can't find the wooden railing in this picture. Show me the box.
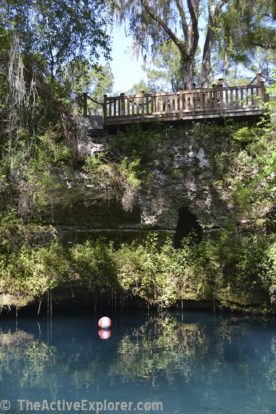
[82,74,268,125]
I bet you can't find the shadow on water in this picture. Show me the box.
[0,312,275,414]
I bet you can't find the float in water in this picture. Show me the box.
[98,316,112,329]
[98,317,112,339]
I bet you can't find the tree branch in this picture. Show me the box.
[202,0,230,61]
[187,0,199,55]
[141,0,186,56]
[250,41,276,49]
[175,0,189,40]
[201,0,230,86]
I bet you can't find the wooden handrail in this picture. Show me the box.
[81,75,267,123]
[102,83,266,120]
[104,85,264,101]
[82,93,104,117]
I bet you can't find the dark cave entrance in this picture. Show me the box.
[173,207,203,248]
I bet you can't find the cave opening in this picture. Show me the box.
[173,207,203,248]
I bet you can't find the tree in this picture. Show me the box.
[218,0,276,78]
[114,0,230,89]
[64,63,114,113]
[127,79,151,94]
[0,0,112,162]
[114,0,275,89]
[143,41,183,92]
[1,0,111,80]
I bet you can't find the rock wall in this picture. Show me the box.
[17,124,237,238]
[1,120,274,313]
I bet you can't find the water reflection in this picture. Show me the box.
[110,317,207,384]
[98,329,112,340]
[0,314,275,414]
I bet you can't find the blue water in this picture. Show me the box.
[0,312,275,414]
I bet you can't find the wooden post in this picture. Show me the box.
[140,91,145,115]
[114,98,117,117]
[151,93,155,113]
[120,93,125,116]
[220,88,224,115]
[179,92,183,116]
[83,93,88,117]
[145,94,149,114]
[225,87,229,108]
[103,94,107,119]
[127,96,130,116]
[217,79,224,114]
[240,87,244,108]
[199,91,203,111]
[256,72,262,86]
[256,72,265,100]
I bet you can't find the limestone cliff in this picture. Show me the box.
[1,119,275,313]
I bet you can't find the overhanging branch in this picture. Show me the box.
[187,0,199,55]
[141,0,187,56]
[175,0,189,40]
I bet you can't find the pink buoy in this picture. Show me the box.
[98,316,112,329]
[98,329,112,340]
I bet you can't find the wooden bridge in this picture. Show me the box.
[82,75,269,127]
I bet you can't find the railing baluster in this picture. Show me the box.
[206,91,210,110]
[194,92,197,110]
[113,98,116,116]
[199,92,203,111]
[225,88,229,109]
[103,95,107,119]
[151,94,154,114]
[137,97,140,115]
[127,97,130,116]
[120,93,125,116]
[211,90,216,110]
[182,94,185,111]
[179,92,183,115]
[140,91,145,116]
[191,93,195,110]
[145,94,149,114]
[235,88,239,107]
[245,88,248,106]
[240,88,244,107]
[220,88,224,114]
[230,89,233,108]
[251,87,255,106]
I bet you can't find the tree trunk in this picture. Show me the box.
[201,52,212,88]
[201,17,214,88]
[182,57,193,89]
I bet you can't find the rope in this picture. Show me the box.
[83,94,104,106]
[247,74,258,85]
